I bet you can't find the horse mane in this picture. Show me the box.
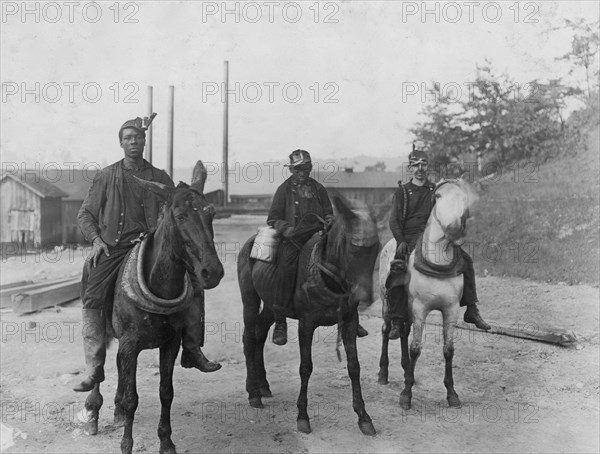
[324,217,348,265]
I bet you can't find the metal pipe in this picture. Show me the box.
[222,61,229,206]
[167,85,174,178]
[146,86,153,164]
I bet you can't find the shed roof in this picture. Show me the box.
[0,173,69,198]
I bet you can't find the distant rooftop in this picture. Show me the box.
[0,172,69,198]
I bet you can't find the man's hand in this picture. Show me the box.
[90,237,110,267]
[325,215,335,228]
[282,226,295,238]
[394,241,408,260]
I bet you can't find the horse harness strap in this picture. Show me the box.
[122,238,195,314]
[302,237,350,309]
[413,234,465,278]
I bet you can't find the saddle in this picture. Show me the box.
[121,238,195,315]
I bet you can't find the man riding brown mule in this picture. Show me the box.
[78,157,224,454]
[239,183,380,435]
[74,116,221,395]
[267,149,369,345]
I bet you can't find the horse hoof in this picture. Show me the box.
[84,420,98,436]
[447,396,462,408]
[259,387,272,398]
[159,441,177,454]
[399,395,411,410]
[377,374,388,385]
[249,397,263,409]
[359,420,376,436]
[113,415,125,427]
[297,419,311,434]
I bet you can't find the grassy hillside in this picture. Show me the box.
[468,127,599,286]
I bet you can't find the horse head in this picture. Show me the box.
[133,161,224,290]
[328,196,380,306]
[432,178,477,244]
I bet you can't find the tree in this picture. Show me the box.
[557,19,600,98]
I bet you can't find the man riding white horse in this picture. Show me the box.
[387,146,491,339]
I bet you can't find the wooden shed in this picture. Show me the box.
[0,173,68,252]
[50,168,98,244]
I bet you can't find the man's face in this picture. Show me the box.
[120,128,146,159]
[410,161,428,181]
[291,164,312,182]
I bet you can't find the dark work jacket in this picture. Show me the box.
[389,179,436,250]
[267,176,333,236]
[77,159,174,247]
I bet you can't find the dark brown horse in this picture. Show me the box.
[81,162,224,454]
[238,197,380,435]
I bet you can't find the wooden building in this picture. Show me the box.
[0,173,68,252]
[51,169,98,244]
[319,169,401,207]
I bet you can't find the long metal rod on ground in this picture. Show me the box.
[422,318,578,348]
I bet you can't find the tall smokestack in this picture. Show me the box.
[167,85,174,178]
[146,86,153,164]
[222,61,229,206]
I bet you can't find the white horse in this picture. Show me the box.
[378,179,476,409]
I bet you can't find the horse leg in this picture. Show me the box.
[118,342,140,454]
[377,292,391,385]
[443,305,462,408]
[342,312,376,436]
[157,335,180,454]
[255,308,274,398]
[83,383,103,435]
[296,318,316,434]
[400,304,424,410]
[241,283,264,408]
[114,352,125,426]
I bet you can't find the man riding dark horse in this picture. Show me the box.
[387,145,491,340]
[73,116,221,393]
[266,149,368,345]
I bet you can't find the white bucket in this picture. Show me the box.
[250,226,279,262]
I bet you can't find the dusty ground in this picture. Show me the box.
[1,216,599,454]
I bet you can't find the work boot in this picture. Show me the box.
[181,347,222,372]
[73,309,106,392]
[272,321,287,346]
[464,304,491,330]
[357,323,369,338]
[388,319,402,340]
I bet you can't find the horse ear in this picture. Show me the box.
[190,161,207,194]
[132,176,174,201]
[332,195,356,222]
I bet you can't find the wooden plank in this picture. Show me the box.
[0,280,34,290]
[1,277,76,309]
[12,279,81,313]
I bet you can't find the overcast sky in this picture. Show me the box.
[1,1,598,173]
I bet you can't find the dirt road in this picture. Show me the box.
[1,216,598,453]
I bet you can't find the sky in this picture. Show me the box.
[1,1,598,174]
